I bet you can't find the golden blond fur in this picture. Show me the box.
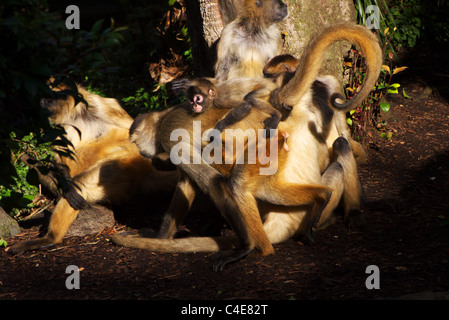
[9,82,177,254]
[214,0,287,81]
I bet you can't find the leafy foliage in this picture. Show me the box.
[344,27,408,142]
[355,0,449,50]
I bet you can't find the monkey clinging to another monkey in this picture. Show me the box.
[184,77,286,140]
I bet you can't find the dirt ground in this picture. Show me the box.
[1,47,449,302]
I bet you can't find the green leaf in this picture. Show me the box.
[380,132,393,140]
[387,84,400,94]
[102,36,120,47]
[380,102,391,113]
[387,88,398,94]
[91,19,104,35]
[0,238,7,247]
[402,89,412,99]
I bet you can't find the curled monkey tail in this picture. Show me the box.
[280,23,383,112]
[110,232,239,253]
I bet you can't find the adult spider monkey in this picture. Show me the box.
[8,79,178,254]
[215,0,288,81]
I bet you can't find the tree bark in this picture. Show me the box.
[185,0,224,76]
[186,0,356,82]
[280,0,356,82]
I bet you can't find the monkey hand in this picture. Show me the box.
[214,120,226,133]
[211,248,253,272]
[263,115,281,139]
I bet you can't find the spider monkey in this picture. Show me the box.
[8,79,178,254]
[264,53,368,165]
[215,0,288,81]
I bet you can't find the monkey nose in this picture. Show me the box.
[193,104,203,113]
[40,98,51,108]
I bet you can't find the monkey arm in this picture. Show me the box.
[247,98,282,138]
[151,152,177,171]
[19,153,65,198]
[214,101,253,132]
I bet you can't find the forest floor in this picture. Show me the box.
[1,46,449,302]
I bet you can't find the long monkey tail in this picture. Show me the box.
[110,232,239,253]
[280,23,383,112]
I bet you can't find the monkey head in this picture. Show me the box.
[40,76,132,134]
[186,78,216,114]
[39,76,87,125]
[251,0,288,24]
[263,54,299,79]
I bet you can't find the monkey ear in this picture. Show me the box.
[208,89,215,99]
[282,64,295,73]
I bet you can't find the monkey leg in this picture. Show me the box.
[233,190,274,256]
[318,137,365,229]
[177,162,262,271]
[9,164,109,254]
[158,173,196,239]
[332,137,365,226]
[245,95,282,138]
[8,198,80,254]
[256,181,331,243]
[318,161,345,229]
[210,184,274,272]
[209,176,263,272]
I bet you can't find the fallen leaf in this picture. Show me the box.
[395,266,408,271]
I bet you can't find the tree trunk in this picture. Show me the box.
[185,0,224,77]
[186,0,356,82]
[280,0,356,83]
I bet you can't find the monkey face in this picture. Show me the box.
[40,95,82,125]
[190,93,205,113]
[263,0,288,23]
[40,77,87,125]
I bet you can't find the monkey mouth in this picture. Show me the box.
[193,104,203,113]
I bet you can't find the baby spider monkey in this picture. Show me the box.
[183,77,283,140]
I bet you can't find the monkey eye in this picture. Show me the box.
[194,94,203,104]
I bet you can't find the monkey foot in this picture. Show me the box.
[344,209,366,228]
[211,248,253,272]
